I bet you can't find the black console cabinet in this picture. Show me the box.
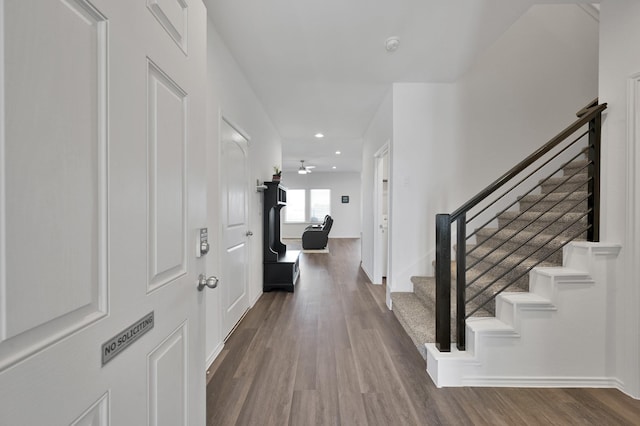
[263,182,300,291]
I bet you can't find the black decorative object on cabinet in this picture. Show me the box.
[262,181,300,291]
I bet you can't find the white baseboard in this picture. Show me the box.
[360,262,374,283]
[612,379,640,400]
[250,286,261,307]
[206,341,225,371]
[462,376,620,388]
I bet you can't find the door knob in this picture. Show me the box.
[197,274,219,291]
[246,230,254,237]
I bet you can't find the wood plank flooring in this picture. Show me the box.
[206,238,640,425]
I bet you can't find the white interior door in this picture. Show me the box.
[0,1,208,425]
[220,118,250,339]
[382,176,389,276]
[373,143,390,285]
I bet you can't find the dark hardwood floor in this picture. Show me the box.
[206,238,640,425]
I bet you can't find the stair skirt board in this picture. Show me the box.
[424,242,621,388]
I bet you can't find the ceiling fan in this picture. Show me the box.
[298,160,316,174]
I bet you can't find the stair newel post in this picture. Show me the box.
[587,110,602,242]
[435,214,452,352]
[456,215,466,351]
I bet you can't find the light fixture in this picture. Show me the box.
[335,151,341,155]
[385,36,400,52]
[298,160,314,174]
[332,166,337,169]
[314,133,324,139]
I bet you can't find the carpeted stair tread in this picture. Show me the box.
[411,275,494,318]
[467,243,560,269]
[519,191,588,203]
[475,226,582,248]
[498,211,587,236]
[411,275,435,306]
[395,277,494,354]
[540,173,588,194]
[469,238,561,261]
[500,210,586,222]
[466,243,557,292]
[391,292,433,359]
[541,171,587,184]
[562,158,589,174]
[474,227,584,264]
[518,191,588,213]
[426,261,457,280]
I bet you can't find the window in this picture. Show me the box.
[310,189,331,223]
[284,188,332,223]
[284,189,305,222]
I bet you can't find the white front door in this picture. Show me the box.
[0,1,208,424]
[220,118,250,338]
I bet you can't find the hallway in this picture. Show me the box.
[205,239,640,425]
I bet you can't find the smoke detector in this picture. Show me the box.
[385,36,400,52]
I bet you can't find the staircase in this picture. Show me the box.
[425,241,620,387]
[392,155,588,358]
[391,100,610,374]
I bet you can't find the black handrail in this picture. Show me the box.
[450,103,606,222]
[435,100,606,352]
[576,97,599,117]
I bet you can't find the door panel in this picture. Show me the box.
[148,322,187,426]
[226,142,246,226]
[1,0,108,370]
[0,0,207,424]
[147,59,187,292]
[226,243,247,306]
[147,0,188,52]
[70,392,109,425]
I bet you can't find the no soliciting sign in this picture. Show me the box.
[102,312,154,366]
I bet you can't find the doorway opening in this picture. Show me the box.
[373,142,390,288]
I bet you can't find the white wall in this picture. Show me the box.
[385,4,599,294]
[361,90,392,283]
[390,83,460,292]
[280,171,362,239]
[455,4,599,200]
[599,0,640,399]
[205,19,282,365]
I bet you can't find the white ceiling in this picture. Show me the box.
[204,0,588,173]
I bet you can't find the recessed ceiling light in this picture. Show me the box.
[314,133,324,139]
[332,166,337,169]
[335,151,341,155]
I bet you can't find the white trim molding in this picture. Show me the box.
[624,72,640,397]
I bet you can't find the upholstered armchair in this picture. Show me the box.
[302,215,333,249]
